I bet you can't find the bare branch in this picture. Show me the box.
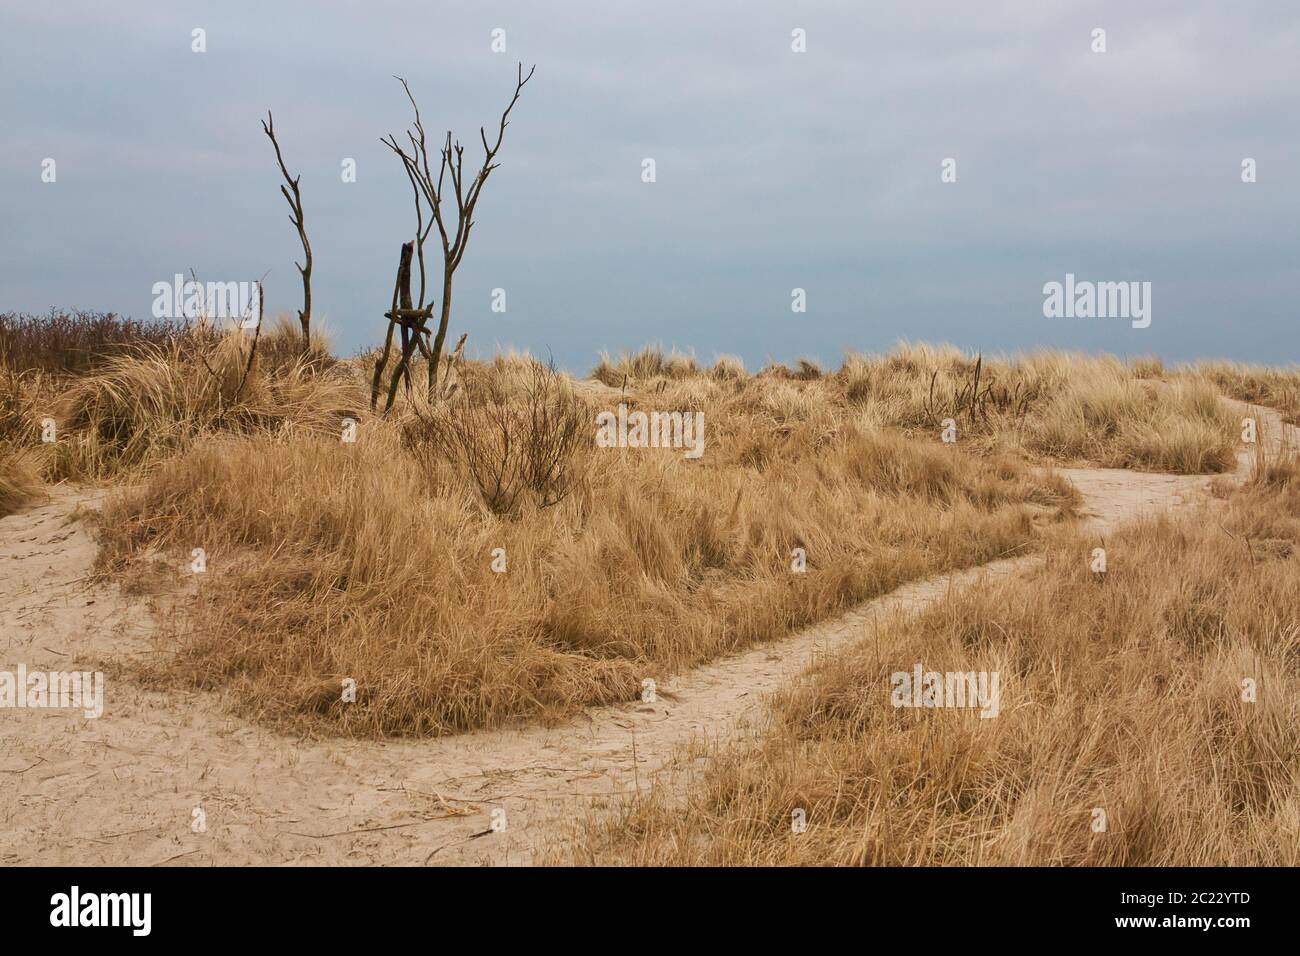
[261,111,312,351]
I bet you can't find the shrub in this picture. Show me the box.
[405,360,590,515]
[0,310,190,375]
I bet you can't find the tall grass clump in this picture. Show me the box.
[0,364,42,444]
[1024,374,1236,473]
[51,329,356,480]
[0,364,55,505]
[0,446,41,516]
[591,347,700,387]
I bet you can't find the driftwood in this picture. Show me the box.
[371,241,440,412]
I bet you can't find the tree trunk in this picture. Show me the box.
[428,271,453,399]
[371,241,413,410]
[384,245,421,412]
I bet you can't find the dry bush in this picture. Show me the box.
[572,477,1300,866]
[663,351,700,378]
[1250,450,1300,491]
[404,360,590,515]
[88,340,1253,741]
[50,329,356,480]
[0,310,193,375]
[616,341,1235,474]
[98,357,1076,736]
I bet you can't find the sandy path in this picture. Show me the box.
[0,400,1288,866]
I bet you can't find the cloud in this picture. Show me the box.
[3,0,1297,368]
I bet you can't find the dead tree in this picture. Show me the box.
[261,111,313,353]
[379,63,535,407]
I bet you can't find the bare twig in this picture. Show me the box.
[234,280,264,399]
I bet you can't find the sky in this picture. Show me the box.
[2,1,1298,372]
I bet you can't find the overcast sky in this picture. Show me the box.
[3,1,1297,371]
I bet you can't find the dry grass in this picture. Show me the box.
[96,355,1078,736]
[48,327,356,481]
[572,461,1300,866]
[592,346,701,386]
[252,313,337,376]
[0,364,44,445]
[4,325,1251,741]
[0,446,41,517]
[1188,361,1300,426]
[593,343,1237,474]
[0,312,344,486]
[836,344,1236,472]
[0,364,55,511]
